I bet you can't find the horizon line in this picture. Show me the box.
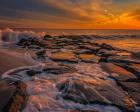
[0,27,140,30]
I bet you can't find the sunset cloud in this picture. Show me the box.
[0,0,140,29]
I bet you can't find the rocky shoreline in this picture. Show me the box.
[0,35,140,112]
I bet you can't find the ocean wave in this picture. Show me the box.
[0,28,45,43]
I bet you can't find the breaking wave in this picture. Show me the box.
[0,28,45,43]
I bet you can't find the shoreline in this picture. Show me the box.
[0,48,36,76]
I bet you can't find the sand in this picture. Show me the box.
[0,48,35,76]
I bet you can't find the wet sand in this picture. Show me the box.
[0,48,35,76]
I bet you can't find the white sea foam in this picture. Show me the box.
[0,28,45,43]
[2,61,122,112]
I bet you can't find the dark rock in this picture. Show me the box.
[130,92,140,105]
[99,43,117,50]
[75,49,92,54]
[36,50,46,59]
[0,79,28,112]
[43,64,77,74]
[26,70,41,76]
[17,37,40,47]
[119,81,140,105]
[132,52,140,60]
[97,49,118,57]
[78,45,100,54]
[43,35,52,40]
[125,64,140,78]
[107,56,140,64]
[119,81,140,92]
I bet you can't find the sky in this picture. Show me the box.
[0,0,140,29]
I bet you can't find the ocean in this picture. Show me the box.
[13,28,140,36]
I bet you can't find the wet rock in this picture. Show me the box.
[26,70,41,76]
[99,43,118,50]
[43,64,77,74]
[28,45,41,50]
[124,64,140,78]
[119,81,140,105]
[130,92,140,105]
[43,35,52,40]
[68,109,100,112]
[119,81,140,92]
[0,79,28,112]
[78,45,100,53]
[50,52,78,63]
[100,63,137,81]
[75,49,92,54]
[35,50,46,59]
[132,52,140,60]
[79,54,101,63]
[17,37,40,47]
[58,78,134,111]
[97,49,119,57]
[107,56,140,64]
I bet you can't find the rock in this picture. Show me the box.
[100,63,137,81]
[17,37,40,47]
[26,70,41,76]
[75,49,93,54]
[119,81,140,105]
[36,50,46,56]
[130,92,140,105]
[97,49,119,57]
[125,64,140,78]
[43,35,52,40]
[119,81,140,92]
[50,52,78,63]
[79,54,101,63]
[58,78,134,111]
[99,43,118,50]
[0,79,28,112]
[107,56,140,64]
[43,64,77,74]
[132,52,140,60]
[78,45,100,53]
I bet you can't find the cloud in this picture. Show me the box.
[0,0,140,29]
[127,9,140,21]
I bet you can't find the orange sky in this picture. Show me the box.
[0,0,140,29]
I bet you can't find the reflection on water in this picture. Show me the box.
[95,38,140,52]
